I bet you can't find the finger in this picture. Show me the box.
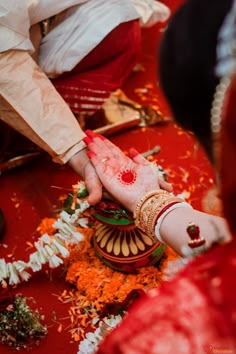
[87,150,97,160]
[87,151,105,170]
[84,130,108,153]
[85,129,94,138]
[86,181,103,205]
[86,130,131,164]
[87,133,123,157]
[88,153,122,198]
[99,139,132,166]
[83,136,93,146]
[88,136,130,166]
[128,147,150,166]
[83,163,103,205]
[86,129,124,155]
[85,130,106,141]
[159,178,173,192]
[86,136,115,161]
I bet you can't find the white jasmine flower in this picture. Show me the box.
[44,244,55,257]
[48,254,63,268]
[29,253,43,272]
[0,258,9,279]
[0,181,91,285]
[58,211,72,224]
[78,315,123,354]
[91,317,100,325]
[13,260,27,273]
[69,230,84,243]
[19,271,31,282]
[53,222,69,236]
[104,314,123,327]
[8,263,20,285]
[77,217,89,228]
[78,338,96,354]
[51,237,70,258]
[76,200,90,213]
[34,242,49,263]
[79,199,90,209]
[78,328,102,354]
[13,261,31,281]
[13,261,31,282]
[54,220,76,236]
[40,233,52,244]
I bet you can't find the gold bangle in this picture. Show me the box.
[134,190,169,219]
[134,190,184,237]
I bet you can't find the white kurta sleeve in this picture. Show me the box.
[131,0,170,27]
[0,1,33,52]
[0,50,86,164]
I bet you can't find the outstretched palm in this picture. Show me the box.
[83,131,171,213]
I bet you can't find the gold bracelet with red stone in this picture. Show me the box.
[134,190,184,237]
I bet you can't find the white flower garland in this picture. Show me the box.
[78,314,123,354]
[0,182,90,286]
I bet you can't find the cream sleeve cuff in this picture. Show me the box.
[53,140,87,164]
[0,50,86,164]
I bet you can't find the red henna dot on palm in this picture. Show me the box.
[118,170,137,185]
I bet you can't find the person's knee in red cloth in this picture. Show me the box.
[52,20,142,116]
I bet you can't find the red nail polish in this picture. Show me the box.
[96,134,106,141]
[85,130,95,138]
[83,136,92,145]
[87,151,96,159]
[85,130,105,141]
[129,147,140,158]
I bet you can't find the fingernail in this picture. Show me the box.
[96,134,106,141]
[83,136,92,145]
[85,130,95,138]
[87,151,96,159]
[129,147,140,158]
[85,130,105,141]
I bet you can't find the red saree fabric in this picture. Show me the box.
[97,241,236,353]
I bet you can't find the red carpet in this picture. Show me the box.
[0,1,216,352]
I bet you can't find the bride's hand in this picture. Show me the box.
[83,130,172,213]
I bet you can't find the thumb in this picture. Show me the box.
[159,178,173,192]
[84,163,103,205]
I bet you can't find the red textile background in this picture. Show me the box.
[0,1,216,353]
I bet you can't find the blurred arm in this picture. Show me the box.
[0,50,86,164]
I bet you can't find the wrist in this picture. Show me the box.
[53,141,87,165]
[155,202,193,243]
[68,146,89,177]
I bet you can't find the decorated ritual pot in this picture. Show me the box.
[92,200,166,273]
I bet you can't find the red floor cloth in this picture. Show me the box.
[0,1,216,353]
